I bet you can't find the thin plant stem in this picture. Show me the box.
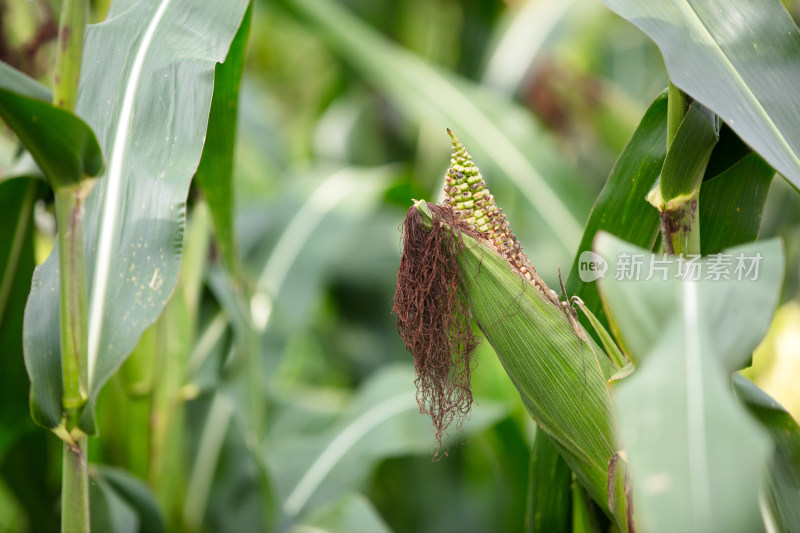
[62,439,90,533]
[54,187,89,418]
[53,0,87,110]
[660,195,701,256]
[53,0,91,531]
[663,81,701,256]
[148,204,209,529]
[667,81,687,149]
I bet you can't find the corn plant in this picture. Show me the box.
[1,0,250,530]
[390,0,800,529]
[0,0,799,532]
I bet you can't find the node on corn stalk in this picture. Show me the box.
[393,129,567,457]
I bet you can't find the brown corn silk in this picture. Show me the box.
[393,130,561,455]
[393,203,478,457]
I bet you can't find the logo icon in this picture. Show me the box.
[578,251,608,282]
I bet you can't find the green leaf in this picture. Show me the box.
[597,0,800,190]
[147,203,212,525]
[192,398,275,532]
[195,3,251,282]
[525,431,571,533]
[268,364,508,519]
[91,466,166,533]
[0,62,51,102]
[23,0,251,432]
[89,475,139,533]
[0,179,41,460]
[0,431,60,532]
[596,235,784,370]
[183,392,234,532]
[699,154,775,255]
[453,228,620,523]
[565,91,666,323]
[279,0,587,252]
[703,124,753,179]
[481,0,576,94]
[596,234,781,532]
[0,476,28,533]
[659,103,718,203]
[0,62,104,189]
[615,348,768,533]
[249,166,391,335]
[733,374,800,532]
[285,493,393,533]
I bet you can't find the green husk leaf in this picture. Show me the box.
[607,362,635,384]
[574,298,628,370]
[457,227,618,519]
[607,452,633,533]
[406,202,621,522]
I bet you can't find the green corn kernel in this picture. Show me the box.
[443,129,557,300]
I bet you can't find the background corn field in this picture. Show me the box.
[1,0,800,532]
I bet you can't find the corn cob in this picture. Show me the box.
[443,129,561,306]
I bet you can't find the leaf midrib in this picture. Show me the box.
[87,0,174,388]
[683,281,714,530]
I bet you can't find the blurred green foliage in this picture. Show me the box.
[1,0,799,532]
